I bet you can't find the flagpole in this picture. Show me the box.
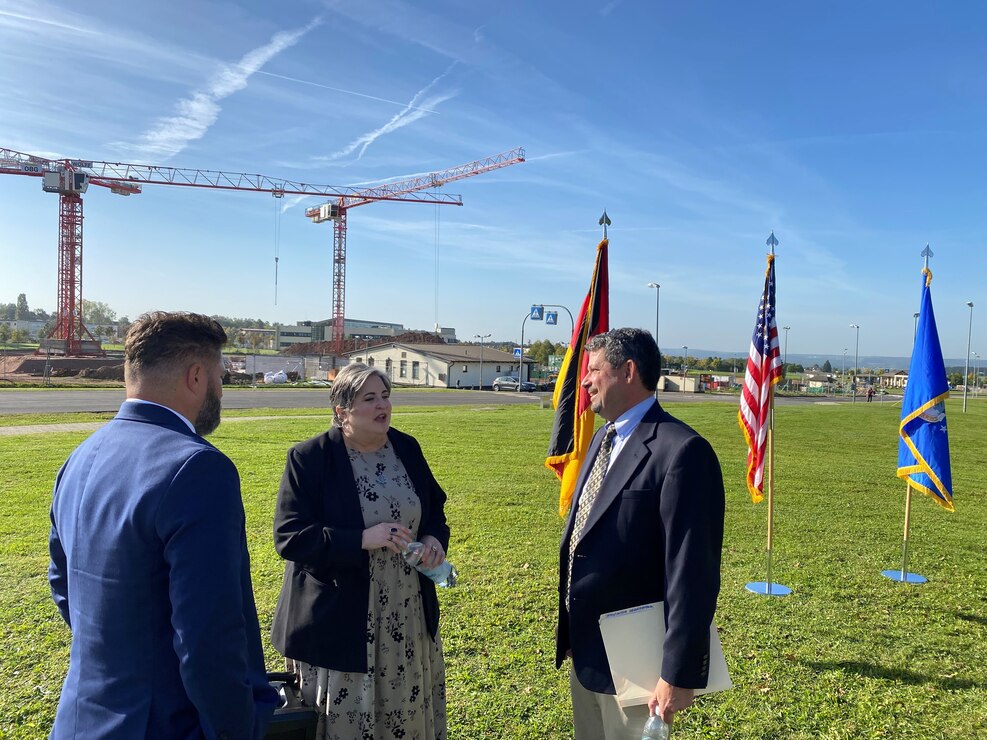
[745,232,791,597]
[882,244,940,585]
[900,482,913,580]
[882,481,928,583]
[766,233,777,596]
[765,398,775,595]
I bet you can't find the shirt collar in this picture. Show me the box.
[612,396,656,440]
[124,398,196,433]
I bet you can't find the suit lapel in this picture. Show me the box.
[387,429,430,525]
[579,405,661,537]
[325,428,365,526]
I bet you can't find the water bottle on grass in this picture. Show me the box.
[402,541,458,588]
[642,713,669,740]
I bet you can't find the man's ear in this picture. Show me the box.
[624,359,639,384]
[183,362,205,397]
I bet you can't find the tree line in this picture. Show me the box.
[1,293,276,347]
[0,294,50,322]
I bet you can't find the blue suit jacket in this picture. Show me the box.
[48,401,278,739]
[556,401,725,693]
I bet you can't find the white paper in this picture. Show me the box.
[598,602,732,707]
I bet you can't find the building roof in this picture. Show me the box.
[345,342,531,364]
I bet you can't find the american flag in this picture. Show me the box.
[738,250,783,503]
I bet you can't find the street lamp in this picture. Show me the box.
[682,345,688,392]
[646,282,660,346]
[964,301,974,412]
[850,324,860,403]
[473,333,490,390]
[913,312,920,340]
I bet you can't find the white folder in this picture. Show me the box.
[598,602,732,707]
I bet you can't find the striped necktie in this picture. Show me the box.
[566,423,616,609]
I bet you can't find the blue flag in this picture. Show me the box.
[897,269,953,511]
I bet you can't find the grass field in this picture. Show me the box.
[1,399,984,738]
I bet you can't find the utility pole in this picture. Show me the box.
[850,324,860,403]
[473,333,490,389]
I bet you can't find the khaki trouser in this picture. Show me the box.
[569,664,651,740]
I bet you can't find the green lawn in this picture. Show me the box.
[1,400,984,738]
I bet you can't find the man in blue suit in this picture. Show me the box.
[48,311,277,739]
[557,328,725,738]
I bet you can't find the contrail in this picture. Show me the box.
[257,70,440,114]
[320,63,459,162]
[125,17,322,160]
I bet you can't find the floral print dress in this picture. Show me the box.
[295,441,447,740]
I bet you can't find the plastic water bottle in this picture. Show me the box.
[642,714,669,740]
[402,541,458,588]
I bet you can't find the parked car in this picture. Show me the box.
[491,376,537,392]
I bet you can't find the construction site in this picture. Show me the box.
[0,145,526,383]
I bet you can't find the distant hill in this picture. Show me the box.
[672,348,973,373]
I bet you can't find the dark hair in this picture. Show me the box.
[125,312,227,378]
[329,362,392,427]
[585,328,661,391]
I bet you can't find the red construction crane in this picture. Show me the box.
[306,146,526,353]
[0,146,523,355]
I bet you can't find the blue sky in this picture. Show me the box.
[1,0,985,360]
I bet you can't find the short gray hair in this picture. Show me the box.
[585,328,661,391]
[330,362,392,426]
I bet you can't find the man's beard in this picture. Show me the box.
[194,383,222,436]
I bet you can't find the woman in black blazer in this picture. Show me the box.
[271,362,451,739]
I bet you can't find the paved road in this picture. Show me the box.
[0,387,876,415]
[0,388,548,414]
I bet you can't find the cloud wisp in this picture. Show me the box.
[124,17,322,161]
[315,63,458,163]
[0,7,99,36]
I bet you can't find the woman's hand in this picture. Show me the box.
[419,535,446,569]
[362,522,413,554]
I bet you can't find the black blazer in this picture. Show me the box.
[270,426,450,673]
[556,400,725,693]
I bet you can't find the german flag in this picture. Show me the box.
[545,237,609,516]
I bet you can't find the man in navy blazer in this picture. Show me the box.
[557,328,725,738]
[48,312,277,739]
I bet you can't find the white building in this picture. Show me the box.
[273,318,458,350]
[344,342,532,389]
[0,319,47,338]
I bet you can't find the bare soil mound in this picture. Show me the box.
[0,353,125,386]
[77,364,125,381]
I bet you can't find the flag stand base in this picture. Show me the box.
[880,569,927,584]
[744,581,792,597]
